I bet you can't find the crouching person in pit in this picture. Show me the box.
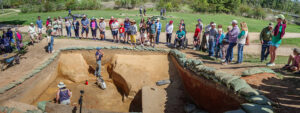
[56,82,72,105]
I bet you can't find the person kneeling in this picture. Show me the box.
[174,27,185,49]
[56,82,72,105]
[282,48,300,72]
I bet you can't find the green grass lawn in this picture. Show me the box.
[0,9,300,33]
[252,38,300,47]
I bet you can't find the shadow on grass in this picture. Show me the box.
[0,20,26,25]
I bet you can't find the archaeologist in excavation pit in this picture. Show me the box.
[56,82,72,105]
[95,47,104,77]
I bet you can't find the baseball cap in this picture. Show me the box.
[100,17,104,20]
[275,14,285,20]
[231,20,238,24]
[169,20,173,24]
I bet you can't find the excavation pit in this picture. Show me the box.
[0,49,248,113]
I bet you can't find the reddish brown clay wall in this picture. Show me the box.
[171,56,244,113]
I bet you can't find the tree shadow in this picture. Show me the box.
[0,20,26,25]
[252,76,300,113]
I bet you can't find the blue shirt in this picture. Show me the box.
[155,22,162,32]
[59,88,70,102]
[81,19,89,27]
[95,51,103,61]
[124,21,130,29]
[36,20,43,28]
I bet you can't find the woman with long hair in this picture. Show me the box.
[236,22,249,64]
[267,14,287,66]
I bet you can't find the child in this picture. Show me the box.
[221,26,232,63]
[282,48,300,72]
[129,20,137,46]
[236,22,248,64]
[193,24,201,50]
[119,23,125,43]
[140,23,147,46]
[215,28,225,59]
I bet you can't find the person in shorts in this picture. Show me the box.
[149,19,157,47]
[99,17,106,40]
[28,23,37,45]
[56,82,72,105]
[81,15,89,39]
[124,17,131,43]
[111,19,119,42]
[119,23,125,43]
[193,24,201,50]
[36,16,43,40]
[282,48,300,72]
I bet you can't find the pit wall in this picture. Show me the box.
[0,46,274,113]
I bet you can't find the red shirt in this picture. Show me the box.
[119,27,125,33]
[109,20,118,25]
[194,28,201,37]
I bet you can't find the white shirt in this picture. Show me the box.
[65,20,71,27]
[28,26,36,34]
[99,21,106,31]
[111,22,119,31]
[165,23,173,34]
[237,31,248,44]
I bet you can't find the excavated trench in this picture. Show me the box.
[1,49,246,113]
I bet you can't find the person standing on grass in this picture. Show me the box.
[73,18,80,39]
[90,17,98,40]
[81,15,89,39]
[95,47,104,77]
[99,17,106,40]
[28,23,38,45]
[155,18,162,44]
[149,19,157,47]
[46,17,52,31]
[165,20,173,46]
[236,22,249,64]
[282,48,300,72]
[124,17,131,43]
[208,23,217,57]
[129,20,138,46]
[143,7,146,16]
[193,24,201,50]
[140,23,147,46]
[14,28,23,51]
[56,82,72,105]
[174,27,186,49]
[52,17,59,33]
[111,18,119,43]
[57,16,63,36]
[221,26,232,63]
[215,28,225,59]
[139,18,145,34]
[65,18,72,38]
[267,14,287,67]
[139,7,143,16]
[119,23,125,44]
[224,20,240,65]
[146,17,152,40]
[260,22,274,62]
[36,16,43,40]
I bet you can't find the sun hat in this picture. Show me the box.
[120,23,124,26]
[156,18,160,21]
[100,17,104,20]
[83,15,86,17]
[96,47,102,50]
[275,14,285,20]
[48,16,51,19]
[268,22,273,27]
[231,20,238,24]
[131,20,136,23]
[212,23,217,26]
[57,82,66,88]
[30,23,34,25]
[293,48,300,54]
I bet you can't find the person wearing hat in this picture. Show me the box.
[95,47,104,77]
[128,20,138,46]
[224,20,240,65]
[267,14,287,66]
[119,23,125,43]
[56,82,72,105]
[90,17,98,40]
[155,18,162,44]
[36,16,43,40]
[282,48,300,72]
[46,16,52,31]
[260,22,274,62]
[208,22,217,57]
[99,17,106,40]
[28,22,38,45]
[165,20,173,46]
[72,18,80,39]
[57,16,63,36]
[111,18,119,42]
[81,15,89,39]
[65,18,72,38]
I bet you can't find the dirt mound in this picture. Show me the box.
[58,53,90,82]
